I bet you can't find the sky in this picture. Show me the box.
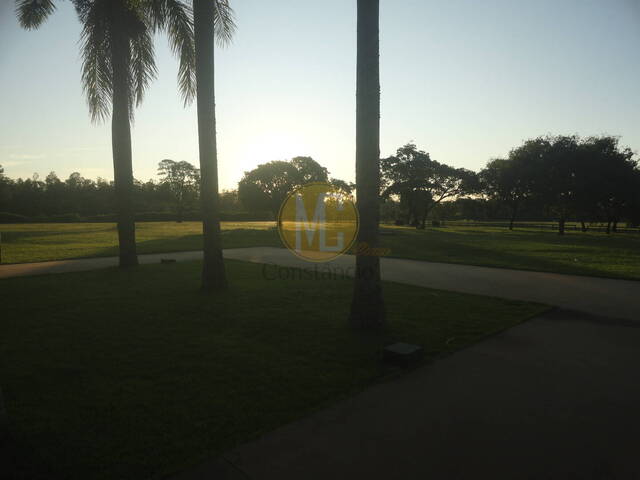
[0,0,639,191]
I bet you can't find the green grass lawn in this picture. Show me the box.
[378,225,640,280]
[0,221,280,264]
[0,260,546,479]
[1,221,639,279]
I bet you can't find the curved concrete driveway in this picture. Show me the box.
[225,247,640,321]
[1,247,638,320]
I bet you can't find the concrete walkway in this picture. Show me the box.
[173,309,640,480]
[1,247,638,320]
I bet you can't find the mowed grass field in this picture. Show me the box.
[380,224,640,280]
[0,260,547,479]
[1,221,639,280]
[0,221,281,264]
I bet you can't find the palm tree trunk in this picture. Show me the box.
[111,27,138,267]
[194,0,227,291]
[349,0,384,329]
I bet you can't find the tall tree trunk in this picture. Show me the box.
[558,216,565,235]
[606,219,612,234]
[409,194,420,227]
[612,218,618,233]
[0,385,7,426]
[177,198,183,223]
[111,27,138,267]
[419,202,434,229]
[273,200,282,227]
[580,220,587,232]
[508,202,518,230]
[194,0,227,291]
[404,193,413,226]
[349,0,384,329]
[419,209,427,229]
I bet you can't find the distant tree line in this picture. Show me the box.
[377,135,639,233]
[2,134,638,233]
[0,157,341,222]
[0,160,247,223]
[479,135,639,233]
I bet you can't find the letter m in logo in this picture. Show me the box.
[295,193,344,253]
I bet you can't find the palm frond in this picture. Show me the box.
[143,0,169,31]
[129,23,158,109]
[157,0,197,105]
[213,0,236,47]
[70,0,92,22]
[80,3,113,123]
[15,0,56,29]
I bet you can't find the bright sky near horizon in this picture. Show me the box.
[1,0,639,191]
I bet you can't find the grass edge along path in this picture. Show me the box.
[2,222,639,281]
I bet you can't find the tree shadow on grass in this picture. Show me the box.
[134,229,281,255]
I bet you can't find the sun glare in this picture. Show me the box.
[240,131,311,169]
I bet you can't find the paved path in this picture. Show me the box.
[173,309,640,480]
[0,251,205,278]
[1,247,638,320]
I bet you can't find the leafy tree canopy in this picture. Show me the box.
[237,156,331,217]
[381,143,478,228]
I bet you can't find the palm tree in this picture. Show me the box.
[349,0,385,328]
[16,0,196,267]
[193,0,235,291]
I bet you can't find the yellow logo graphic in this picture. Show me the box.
[278,182,359,262]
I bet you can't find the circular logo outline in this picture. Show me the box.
[277,181,360,263]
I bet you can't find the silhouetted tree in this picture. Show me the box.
[16,0,196,266]
[329,178,355,195]
[237,157,329,220]
[480,158,531,230]
[218,189,242,212]
[382,143,478,228]
[0,165,12,209]
[504,137,563,231]
[290,156,329,184]
[583,136,637,233]
[416,163,477,228]
[157,159,200,221]
[486,134,638,234]
[543,135,582,235]
[349,0,385,329]
[381,143,431,226]
[238,161,298,221]
[194,0,235,291]
[626,170,640,227]
[8,174,45,216]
